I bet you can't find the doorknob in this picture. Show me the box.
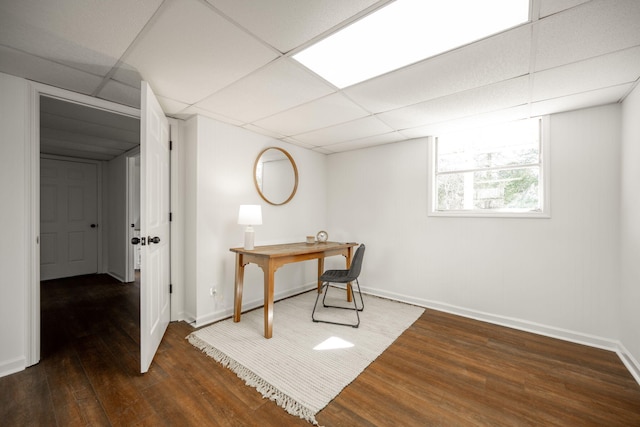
[148,236,161,244]
[131,237,141,245]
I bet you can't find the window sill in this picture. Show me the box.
[428,210,550,219]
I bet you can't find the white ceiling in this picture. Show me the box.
[1,0,639,154]
[40,96,139,161]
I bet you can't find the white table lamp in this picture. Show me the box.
[238,205,262,250]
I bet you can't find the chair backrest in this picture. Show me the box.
[346,244,365,281]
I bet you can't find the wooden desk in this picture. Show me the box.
[230,241,358,338]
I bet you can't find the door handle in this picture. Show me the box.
[148,236,161,244]
[131,237,141,245]
[90,224,97,228]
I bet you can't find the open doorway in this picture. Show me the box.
[39,95,141,360]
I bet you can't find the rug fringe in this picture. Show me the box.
[187,334,319,425]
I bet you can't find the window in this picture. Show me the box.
[429,118,549,217]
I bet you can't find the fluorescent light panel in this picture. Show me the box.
[293,0,530,88]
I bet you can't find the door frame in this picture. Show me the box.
[125,148,141,283]
[27,83,140,366]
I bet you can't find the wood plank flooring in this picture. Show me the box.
[1,274,639,426]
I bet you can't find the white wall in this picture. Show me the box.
[327,104,622,348]
[0,72,30,376]
[620,84,640,381]
[182,115,327,326]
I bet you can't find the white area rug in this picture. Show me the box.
[188,290,424,424]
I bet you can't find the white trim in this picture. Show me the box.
[194,283,317,328]
[428,116,551,218]
[125,147,141,283]
[28,81,142,368]
[617,343,640,386]
[26,84,38,367]
[169,118,183,322]
[107,272,127,283]
[0,357,27,378]
[360,284,640,386]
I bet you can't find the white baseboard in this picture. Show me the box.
[107,271,126,283]
[194,283,316,328]
[617,343,640,386]
[0,357,26,379]
[362,286,640,386]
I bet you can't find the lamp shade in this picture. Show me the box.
[238,205,262,225]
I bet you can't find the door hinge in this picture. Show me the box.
[169,284,173,294]
[169,140,173,151]
[169,212,173,222]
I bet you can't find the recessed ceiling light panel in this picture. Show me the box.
[293,0,530,88]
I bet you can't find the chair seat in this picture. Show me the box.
[319,269,356,283]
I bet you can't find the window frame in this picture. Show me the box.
[427,116,550,218]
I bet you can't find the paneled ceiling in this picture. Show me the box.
[1,0,639,154]
[40,96,139,161]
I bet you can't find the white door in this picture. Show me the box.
[40,158,98,280]
[139,82,171,373]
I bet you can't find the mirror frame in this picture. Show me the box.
[253,147,299,206]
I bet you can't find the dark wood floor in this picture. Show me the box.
[1,274,639,426]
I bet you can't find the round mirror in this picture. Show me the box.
[254,147,299,206]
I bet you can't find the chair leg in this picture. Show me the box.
[312,280,362,328]
[322,279,364,312]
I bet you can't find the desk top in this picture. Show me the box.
[230,241,357,258]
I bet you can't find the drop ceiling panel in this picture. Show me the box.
[530,84,632,116]
[293,116,394,146]
[156,96,190,116]
[345,25,531,113]
[400,105,530,139]
[535,0,640,71]
[532,46,640,102]
[253,93,369,136]
[97,80,141,109]
[0,0,163,76]
[323,131,408,153]
[205,0,384,53]
[41,129,137,153]
[378,76,530,130]
[111,65,144,89]
[539,0,590,18]
[41,97,139,135]
[124,0,279,104]
[0,46,103,95]
[195,58,335,123]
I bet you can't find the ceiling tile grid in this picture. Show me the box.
[252,92,370,136]
[0,45,104,95]
[293,115,394,146]
[1,0,640,155]
[532,46,640,102]
[377,76,530,130]
[204,0,386,53]
[534,0,640,71]
[122,0,279,104]
[194,58,336,123]
[344,24,532,114]
[0,0,163,76]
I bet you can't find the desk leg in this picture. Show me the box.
[233,254,244,322]
[317,257,324,293]
[264,262,275,339]
[346,246,353,302]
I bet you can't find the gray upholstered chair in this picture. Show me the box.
[312,244,365,328]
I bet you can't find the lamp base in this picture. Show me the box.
[244,227,255,250]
